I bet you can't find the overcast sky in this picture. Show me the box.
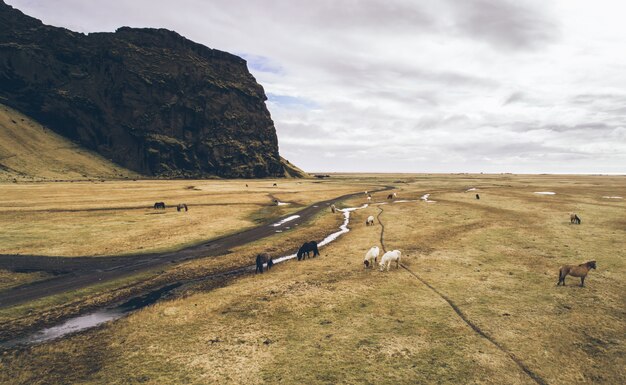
[8,0,626,173]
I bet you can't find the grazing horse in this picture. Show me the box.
[387,194,394,200]
[476,194,480,200]
[297,241,320,261]
[330,204,336,213]
[273,183,278,187]
[154,202,165,209]
[366,215,375,226]
[570,213,581,224]
[176,203,188,212]
[557,260,596,287]
[255,253,274,273]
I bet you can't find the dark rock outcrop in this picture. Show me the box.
[0,1,302,178]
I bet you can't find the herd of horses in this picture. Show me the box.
[254,194,596,286]
[153,190,595,286]
[254,240,320,273]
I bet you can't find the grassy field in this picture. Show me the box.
[0,178,375,257]
[0,174,624,384]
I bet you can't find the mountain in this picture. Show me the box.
[0,1,305,178]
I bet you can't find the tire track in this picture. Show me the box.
[376,205,548,385]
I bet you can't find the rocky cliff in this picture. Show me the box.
[0,1,303,178]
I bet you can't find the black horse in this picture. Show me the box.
[255,253,273,273]
[177,203,188,212]
[297,241,320,261]
[476,194,480,200]
[154,202,165,209]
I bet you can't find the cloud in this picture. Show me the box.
[450,0,559,50]
[5,0,626,174]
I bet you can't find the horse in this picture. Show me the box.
[330,204,336,213]
[297,241,320,260]
[255,253,274,273]
[273,183,278,187]
[379,250,402,271]
[366,215,375,226]
[387,194,394,200]
[176,203,188,212]
[476,194,480,200]
[570,213,581,224]
[154,202,165,209]
[363,246,380,268]
[557,261,596,287]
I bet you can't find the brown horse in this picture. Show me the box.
[570,213,581,224]
[255,253,273,273]
[177,203,188,212]
[557,261,596,287]
[153,202,165,209]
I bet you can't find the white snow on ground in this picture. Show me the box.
[466,188,477,191]
[602,196,623,199]
[271,215,300,227]
[421,193,437,203]
[271,204,369,264]
[276,201,289,206]
[534,192,556,195]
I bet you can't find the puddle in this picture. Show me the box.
[1,283,181,349]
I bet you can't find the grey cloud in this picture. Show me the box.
[503,91,526,105]
[450,0,558,49]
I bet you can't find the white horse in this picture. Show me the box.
[379,250,402,271]
[363,246,380,268]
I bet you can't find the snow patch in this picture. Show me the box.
[534,192,556,195]
[272,204,368,264]
[271,215,300,227]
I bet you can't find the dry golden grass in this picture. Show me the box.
[0,179,374,256]
[0,104,139,182]
[1,174,625,385]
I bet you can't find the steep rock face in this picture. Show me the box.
[0,1,298,178]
